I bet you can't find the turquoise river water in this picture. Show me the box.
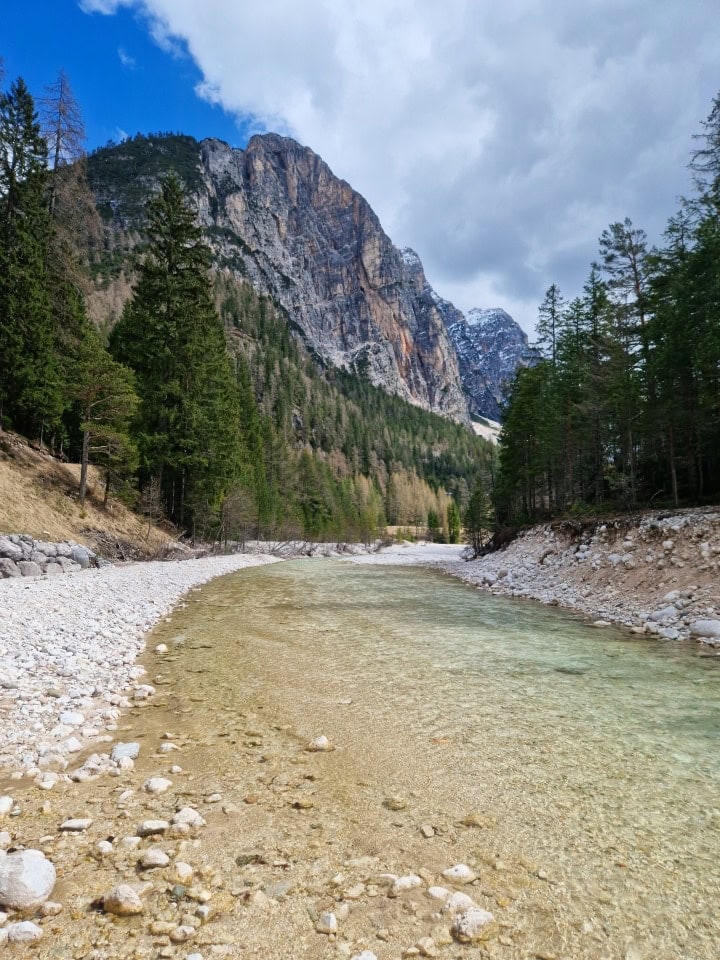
[155,559,720,958]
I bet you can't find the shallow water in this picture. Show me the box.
[152,559,720,958]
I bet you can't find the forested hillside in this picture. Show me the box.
[495,93,720,524]
[0,72,491,545]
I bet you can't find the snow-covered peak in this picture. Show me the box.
[466,307,516,329]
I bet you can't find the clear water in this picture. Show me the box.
[155,560,720,958]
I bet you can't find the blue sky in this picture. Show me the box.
[3,1,719,332]
[1,1,250,150]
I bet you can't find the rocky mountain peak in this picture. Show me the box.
[444,307,535,422]
[466,307,515,329]
[195,135,470,421]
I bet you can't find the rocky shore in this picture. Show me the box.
[0,552,280,774]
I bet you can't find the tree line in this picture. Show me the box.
[495,92,720,524]
[0,69,491,545]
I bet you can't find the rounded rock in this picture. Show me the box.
[104,884,144,916]
[451,907,495,942]
[137,819,170,837]
[316,911,338,934]
[139,848,170,870]
[390,874,423,896]
[307,735,334,752]
[172,807,206,829]
[144,777,173,794]
[7,920,44,944]
[0,849,56,911]
[443,891,476,914]
[60,818,93,832]
[442,863,476,884]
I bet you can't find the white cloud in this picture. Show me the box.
[117,47,136,69]
[79,0,720,333]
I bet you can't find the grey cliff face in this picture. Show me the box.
[445,306,536,422]
[195,135,470,422]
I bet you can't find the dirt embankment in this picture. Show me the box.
[0,431,173,559]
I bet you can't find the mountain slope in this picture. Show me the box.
[88,133,469,422]
[400,248,535,420]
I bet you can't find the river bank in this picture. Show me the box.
[351,507,720,648]
[0,553,283,773]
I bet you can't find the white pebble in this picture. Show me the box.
[442,863,476,884]
[144,777,172,794]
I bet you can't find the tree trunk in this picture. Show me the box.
[79,429,90,505]
[668,424,679,507]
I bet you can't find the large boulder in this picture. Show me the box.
[17,560,43,578]
[0,537,23,561]
[689,619,720,641]
[0,849,56,910]
[0,558,21,578]
[70,545,93,569]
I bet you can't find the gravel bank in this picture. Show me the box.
[0,553,280,772]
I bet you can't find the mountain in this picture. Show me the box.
[88,133,469,422]
[444,307,537,421]
[88,132,533,425]
[399,248,535,421]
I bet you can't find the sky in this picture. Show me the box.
[3,1,719,334]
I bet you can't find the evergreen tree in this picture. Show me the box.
[536,283,563,365]
[447,500,461,544]
[464,475,492,557]
[110,174,241,531]
[0,78,61,437]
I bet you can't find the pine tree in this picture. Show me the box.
[0,78,62,438]
[447,500,461,543]
[110,174,241,531]
[536,283,563,365]
[464,475,492,556]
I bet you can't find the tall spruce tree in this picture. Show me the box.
[536,283,563,365]
[110,174,241,532]
[0,78,61,437]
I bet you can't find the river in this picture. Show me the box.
[137,558,720,958]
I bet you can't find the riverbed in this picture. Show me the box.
[3,559,719,958]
